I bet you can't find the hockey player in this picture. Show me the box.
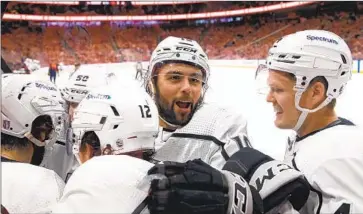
[144,36,250,169]
[141,36,310,214]
[49,63,58,84]
[135,61,144,81]
[51,82,161,213]
[256,30,363,213]
[69,83,159,165]
[1,74,67,213]
[48,67,117,181]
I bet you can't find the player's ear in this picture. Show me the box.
[310,81,326,108]
[83,143,97,162]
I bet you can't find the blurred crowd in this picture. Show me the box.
[1,2,362,70]
[4,1,281,16]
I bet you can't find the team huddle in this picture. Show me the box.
[2,29,363,214]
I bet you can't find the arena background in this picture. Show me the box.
[1,1,362,72]
[1,1,362,159]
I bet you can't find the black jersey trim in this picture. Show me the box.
[295,117,355,143]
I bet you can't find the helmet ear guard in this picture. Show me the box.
[147,81,155,97]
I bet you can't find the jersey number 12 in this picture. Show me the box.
[138,105,152,118]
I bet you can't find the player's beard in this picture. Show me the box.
[154,89,201,127]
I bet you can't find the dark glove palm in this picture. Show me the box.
[147,159,229,214]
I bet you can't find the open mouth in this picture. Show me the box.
[274,107,283,116]
[275,110,283,117]
[176,101,192,109]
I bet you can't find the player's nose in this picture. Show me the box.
[180,78,192,94]
[266,90,275,103]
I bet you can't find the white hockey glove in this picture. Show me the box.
[222,147,310,213]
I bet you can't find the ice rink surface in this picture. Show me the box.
[32,62,363,159]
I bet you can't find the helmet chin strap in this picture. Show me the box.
[292,111,308,133]
[72,144,83,165]
[24,131,56,167]
[159,115,181,130]
[292,90,334,135]
[24,132,47,147]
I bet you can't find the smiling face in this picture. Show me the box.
[266,70,301,129]
[153,62,204,127]
[266,69,338,136]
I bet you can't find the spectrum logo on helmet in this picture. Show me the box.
[306,35,338,45]
[86,93,111,100]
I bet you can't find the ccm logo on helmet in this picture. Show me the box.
[176,46,197,53]
[35,83,57,91]
[306,35,339,45]
[70,88,88,95]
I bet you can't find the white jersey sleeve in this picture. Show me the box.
[2,162,65,213]
[153,103,251,169]
[284,122,363,214]
[52,155,154,214]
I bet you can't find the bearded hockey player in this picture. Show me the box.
[1,74,67,213]
[47,67,117,181]
[144,36,251,169]
[140,36,310,214]
[256,29,363,213]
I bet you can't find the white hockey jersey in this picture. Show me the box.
[153,103,251,169]
[51,155,153,214]
[1,158,65,213]
[284,118,363,214]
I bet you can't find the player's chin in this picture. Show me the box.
[175,113,192,125]
[274,119,292,129]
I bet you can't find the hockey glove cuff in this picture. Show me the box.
[222,147,310,212]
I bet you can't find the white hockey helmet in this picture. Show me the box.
[258,30,352,131]
[69,83,159,161]
[144,36,210,95]
[61,67,117,104]
[1,74,67,147]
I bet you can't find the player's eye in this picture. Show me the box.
[189,77,203,85]
[270,87,284,93]
[167,74,182,81]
